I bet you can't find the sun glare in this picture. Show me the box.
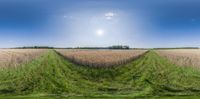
[96,29,104,36]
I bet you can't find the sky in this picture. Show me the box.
[0,0,200,48]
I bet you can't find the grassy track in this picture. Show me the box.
[0,50,200,98]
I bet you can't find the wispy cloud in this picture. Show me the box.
[8,40,14,43]
[63,15,74,19]
[105,12,115,20]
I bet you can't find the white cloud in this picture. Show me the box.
[105,12,115,20]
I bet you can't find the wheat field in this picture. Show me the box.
[0,49,46,69]
[56,49,146,67]
[156,49,200,68]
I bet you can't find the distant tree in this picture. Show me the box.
[16,46,54,49]
[109,45,129,49]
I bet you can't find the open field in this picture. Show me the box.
[1,50,200,96]
[156,49,200,69]
[0,49,200,98]
[56,49,146,67]
[0,49,47,69]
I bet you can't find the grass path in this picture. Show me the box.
[0,50,200,98]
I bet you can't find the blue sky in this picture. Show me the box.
[0,0,200,48]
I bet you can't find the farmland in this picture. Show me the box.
[0,49,200,98]
[156,49,200,69]
[0,49,47,69]
[56,49,146,67]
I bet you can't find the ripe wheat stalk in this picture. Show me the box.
[56,49,146,67]
[0,49,46,69]
[156,49,200,68]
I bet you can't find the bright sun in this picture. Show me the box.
[96,29,104,36]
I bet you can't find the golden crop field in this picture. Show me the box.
[56,49,146,67]
[0,49,47,69]
[156,49,200,68]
